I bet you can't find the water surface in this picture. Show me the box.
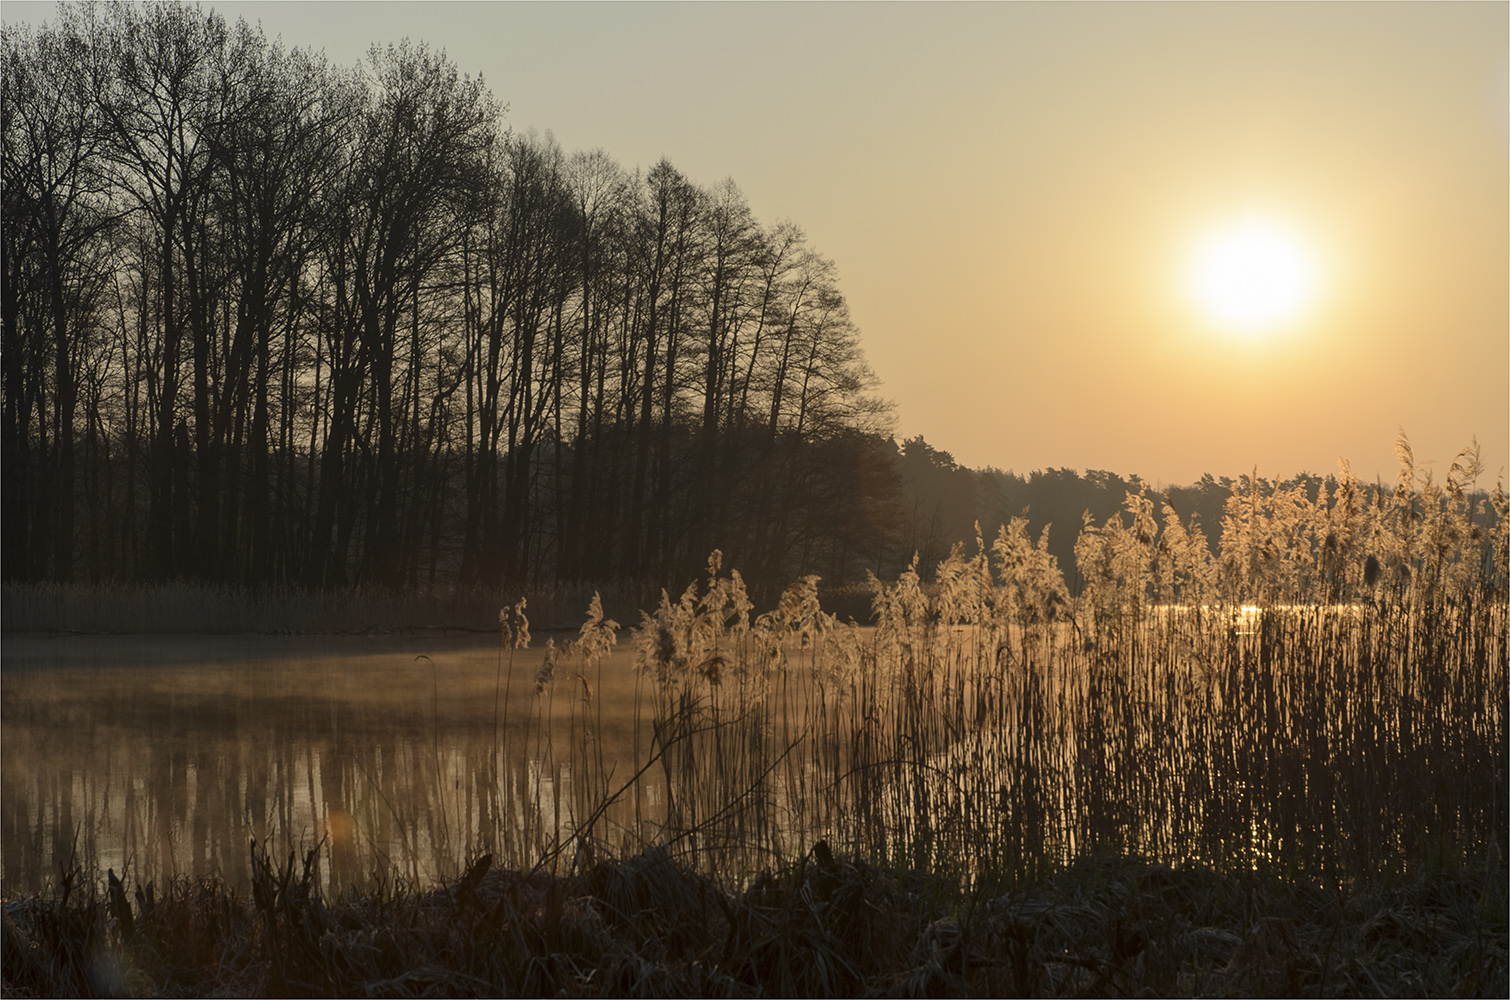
[2,632,655,894]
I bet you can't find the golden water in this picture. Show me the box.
[1,634,654,894]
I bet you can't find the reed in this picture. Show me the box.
[430,437,1507,893]
[4,436,1505,995]
[595,437,1505,888]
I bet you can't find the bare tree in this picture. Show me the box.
[1,10,116,581]
[2,6,897,595]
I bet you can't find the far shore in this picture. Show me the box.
[0,580,880,637]
[0,581,615,637]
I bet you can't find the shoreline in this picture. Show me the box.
[0,580,878,637]
[4,846,1504,998]
[0,581,644,637]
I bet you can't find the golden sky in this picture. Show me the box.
[8,1,1506,486]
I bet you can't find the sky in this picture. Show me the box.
[5,1,1506,488]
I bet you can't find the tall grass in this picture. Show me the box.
[4,437,1506,996]
[498,436,1506,888]
[4,437,1503,892]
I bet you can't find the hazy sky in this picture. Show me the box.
[7,1,1506,487]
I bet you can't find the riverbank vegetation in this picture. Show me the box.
[4,845,1503,998]
[5,441,1505,995]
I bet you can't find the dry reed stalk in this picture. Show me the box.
[5,437,1503,994]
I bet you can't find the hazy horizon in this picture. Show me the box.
[4,0,1505,486]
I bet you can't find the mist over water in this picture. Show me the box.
[1,635,657,894]
[6,579,1502,897]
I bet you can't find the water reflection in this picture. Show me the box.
[4,600,1499,894]
[1,634,660,894]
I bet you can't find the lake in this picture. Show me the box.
[5,599,1501,895]
[1,632,666,895]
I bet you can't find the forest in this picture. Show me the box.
[0,3,1477,603]
[1,1,897,593]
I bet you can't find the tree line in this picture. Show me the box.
[10,4,1476,600]
[3,2,903,594]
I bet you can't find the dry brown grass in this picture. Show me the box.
[4,437,1505,995]
[3,843,1503,997]
[594,440,1506,886]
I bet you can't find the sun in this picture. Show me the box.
[1187,218,1320,335]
